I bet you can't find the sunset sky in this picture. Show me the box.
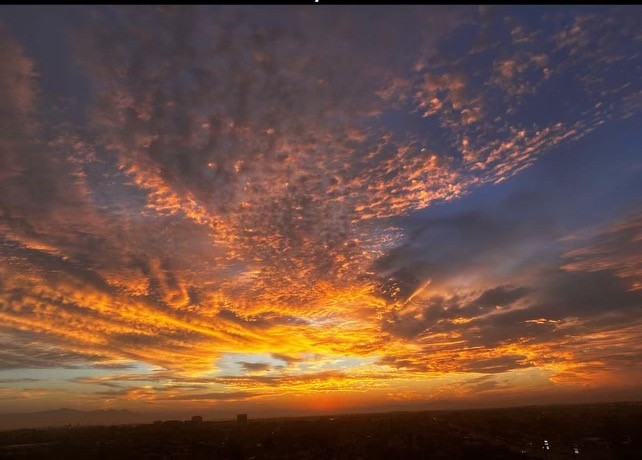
[0,5,641,417]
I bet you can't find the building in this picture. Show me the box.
[191,415,203,423]
[237,414,248,425]
[163,420,183,427]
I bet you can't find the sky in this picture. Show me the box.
[0,5,641,417]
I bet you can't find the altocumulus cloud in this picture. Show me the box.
[0,6,641,410]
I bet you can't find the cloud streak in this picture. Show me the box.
[0,5,641,412]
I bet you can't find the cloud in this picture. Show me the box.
[96,386,260,402]
[238,361,271,373]
[460,355,532,374]
[472,286,530,309]
[373,191,559,297]
[158,391,261,401]
[271,353,301,366]
[375,191,642,378]
[0,378,39,384]
[217,309,308,329]
[563,212,642,290]
[0,6,640,409]
[532,268,642,319]
[0,331,114,370]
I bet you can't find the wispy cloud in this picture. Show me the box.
[0,6,641,411]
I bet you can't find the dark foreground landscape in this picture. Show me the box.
[0,402,640,459]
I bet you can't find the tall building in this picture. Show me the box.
[237,414,248,425]
[191,416,203,423]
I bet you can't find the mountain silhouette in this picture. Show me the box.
[0,408,146,431]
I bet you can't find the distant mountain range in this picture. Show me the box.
[0,408,147,431]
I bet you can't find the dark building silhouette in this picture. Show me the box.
[163,420,183,427]
[237,414,248,425]
[191,416,203,423]
[0,402,638,458]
